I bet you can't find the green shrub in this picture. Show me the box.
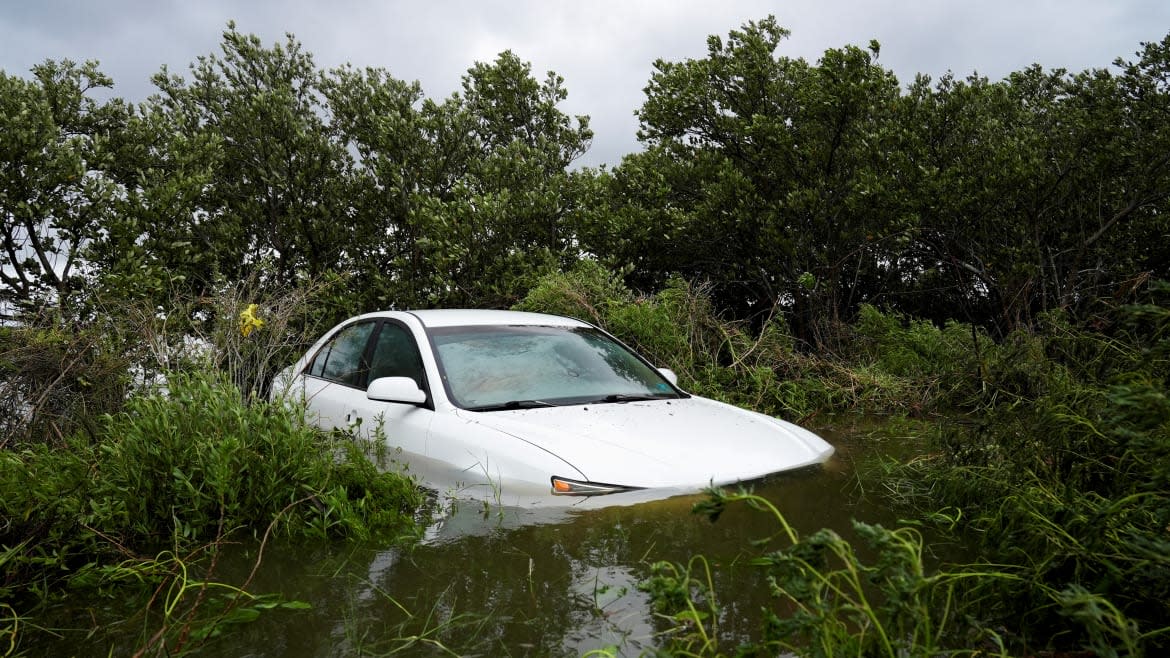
[517,262,818,415]
[516,261,726,375]
[890,286,1170,654]
[851,304,997,409]
[1,371,423,605]
[512,259,633,326]
[0,321,134,448]
[88,372,421,542]
[517,262,966,418]
[643,489,1024,657]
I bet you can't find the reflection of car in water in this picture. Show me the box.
[273,309,834,504]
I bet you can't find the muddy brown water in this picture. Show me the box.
[45,419,936,656]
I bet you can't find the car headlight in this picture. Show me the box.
[550,476,643,496]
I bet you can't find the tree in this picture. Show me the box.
[321,64,431,308]
[609,16,902,345]
[142,23,353,291]
[411,51,593,308]
[0,60,127,315]
[327,50,593,309]
[893,35,1170,333]
[606,17,1170,339]
[85,91,225,305]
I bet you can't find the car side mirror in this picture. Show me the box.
[657,367,679,386]
[367,376,427,405]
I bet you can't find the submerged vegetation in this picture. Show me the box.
[890,285,1170,653]
[0,369,423,654]
[2,12,1169,657]
[642,490,1022,657]
[1,372,423,653]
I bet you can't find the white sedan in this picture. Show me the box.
[272,309,833,504]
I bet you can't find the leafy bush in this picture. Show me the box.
[0,320,135,448]
[96,372,421,541]
[1,372,423,605]
[852,304,992,403]
[516,262,819,416]
[517,262,973,419]
[890,286,1170,653]
[643,490,1026,657]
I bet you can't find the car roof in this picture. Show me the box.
[401,309,592,329]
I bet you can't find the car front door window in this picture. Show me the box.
[350,321,432,459]
[302,321,375,430]
[368,322,426,389]
[309,321,375,387]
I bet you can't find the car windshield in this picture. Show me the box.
[428,325,682,410]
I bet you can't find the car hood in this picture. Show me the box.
[453,396,833,489]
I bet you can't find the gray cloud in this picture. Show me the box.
[3,1,1167,168]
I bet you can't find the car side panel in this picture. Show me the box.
[300,377,350,430]
[419,412,586,499]
[349,395,433,457]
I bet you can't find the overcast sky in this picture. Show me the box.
[2,1,1168,168]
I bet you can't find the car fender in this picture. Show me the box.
[419,411,588,499]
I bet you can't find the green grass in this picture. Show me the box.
[0,371,424,655]
[643,489,1025,657]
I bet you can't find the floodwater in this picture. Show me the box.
[49,418,929,656]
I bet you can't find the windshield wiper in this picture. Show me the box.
[592,393,674,404]
[466,399,558,412]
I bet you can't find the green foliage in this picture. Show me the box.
[0,372,422,608]
[0,24,594,317]
[86,97,225,306]
[88,372,412,541]
[0,317,135,447]
[516,261,822,418]
[513,258,633,324]
[340,587,496,656]
[0,60,128,312]
[327,36,588,308]
[518,262,985,419]
[643,489,1025,657]
[4,19,1169,341]
[853,305,976,378]
[143,24,352,289]
[4,17,1170,656]
[0,280,416,653]
[850,304,999,409]
[575,18,1170,343]
[361,49,591,309]
[890,286,1170,653]
[610,16,904,343]
[644,489,1165,657]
